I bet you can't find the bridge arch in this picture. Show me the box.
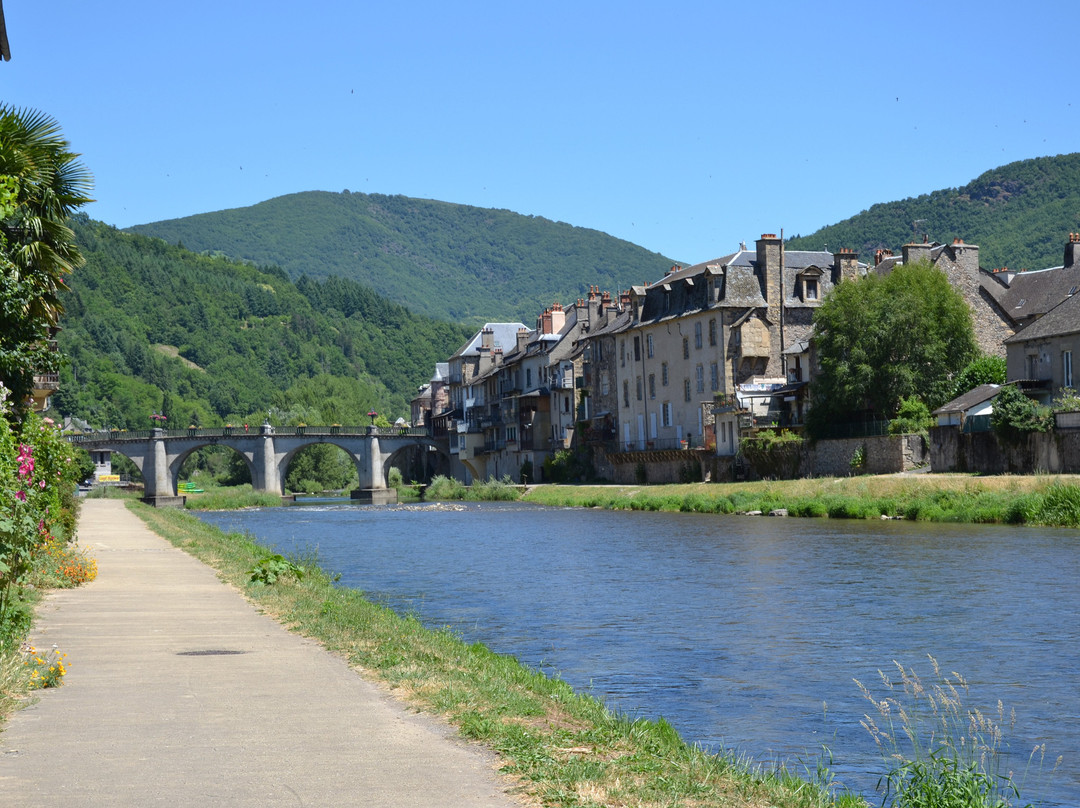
[67,426,446,504]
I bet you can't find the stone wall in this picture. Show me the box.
[931,426,1080,473]
[804,434,928,477]
[599,448,709,484]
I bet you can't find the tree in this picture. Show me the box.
[951,354,1006,399]
[0,106,93,410]
[807,261,978,435]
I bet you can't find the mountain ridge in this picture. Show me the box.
[128,191,675,325]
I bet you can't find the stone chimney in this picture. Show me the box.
[832,247,859,284]
[902,241,932,266]
[1065,233,1080,269]
[516,327,530,353]
[480,326,494,351]
[755,233,782,318]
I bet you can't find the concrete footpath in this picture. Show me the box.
[0,500,526,807]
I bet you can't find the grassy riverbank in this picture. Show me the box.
[522,474,1080,527]
[130,501,860,808]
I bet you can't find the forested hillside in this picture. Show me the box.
[127,191,674,324]
[787,153,1080,270]
[53,216,471,430]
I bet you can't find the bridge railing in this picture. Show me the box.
[66,425,435,442]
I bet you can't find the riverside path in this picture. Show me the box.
[0,500,524,807]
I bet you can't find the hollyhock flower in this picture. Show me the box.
[15,490,26,502]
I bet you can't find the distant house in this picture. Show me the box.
[931,384,1000,430]
[1003,288,1080,404]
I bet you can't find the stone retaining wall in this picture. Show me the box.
[931,426,1080,474]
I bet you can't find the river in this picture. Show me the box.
[196,501,1078,805]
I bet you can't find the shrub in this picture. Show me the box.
[888,396,932,435]
[426,475,466,500]
[990,385,1052,441]
[387,467,404,490]
[467,476,520,502]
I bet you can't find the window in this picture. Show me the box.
[710,362,719,392]
[684,378,691,402]
[634,336,641,362]
[620,339,626,367]
[623,380,629,407]
[804,278,819,301]
[662,401,673,427]
[709,318,717,346]
[649,373,656,399]
[696,364,705,393]
[683,337,689,359]
[647,334,654,358]
[661,362,669,386]
[1027,353,1039,379]
[1065,350,1074,388]
[506,426,517,443]
[601,376,610,396]
[636,376,642,401]
[695,321,703,349]
[526,368,532,389]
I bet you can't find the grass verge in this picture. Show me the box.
[128,501,861,808]
[522,475,1080,527]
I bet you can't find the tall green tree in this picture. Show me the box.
[0,106,93,410]
[807,261,978,434]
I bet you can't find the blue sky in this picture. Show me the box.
[4,0,1076,264]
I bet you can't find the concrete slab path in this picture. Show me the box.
[0,500,526,807]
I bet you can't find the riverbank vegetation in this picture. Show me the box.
[129,502,862,808]
[522,475,1080,527]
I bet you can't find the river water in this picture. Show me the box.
[197,502,1079,805]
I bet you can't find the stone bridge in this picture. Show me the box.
[68,425,448,505]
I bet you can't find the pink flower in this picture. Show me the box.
[39,479,46,489]
[15,490,26,502]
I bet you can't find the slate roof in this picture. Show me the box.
[992,265,1080,324]
[932,384,1001,416]
[1003,290,1080,343]
[449,323,528,359]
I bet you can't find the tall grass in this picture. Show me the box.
[856,657,1058,808]
[523,478,1080,527]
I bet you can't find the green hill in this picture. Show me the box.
[54,216,471,431]
[126,191,674,325]
[786,153,1080,270]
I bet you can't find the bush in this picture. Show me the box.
[387,467,404,490]
[888,396,932,435]
[467,476,520,502]
[990,385,1052,440]
[426,475,466,500]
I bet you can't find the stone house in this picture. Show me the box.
[595,234,860,453]
[1003,289,1080,404]
[445,323,527,483]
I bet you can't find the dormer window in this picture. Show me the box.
[798,267,824,302]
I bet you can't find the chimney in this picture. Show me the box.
[516,327,529,353]
[480,326,494,350]
[755,233,782,317]
[902,241,932,266]
[619,290,631,310]
[601,290,612,311]
[539,308,553,334]
[833,247,859,284]
[588,285,598,301]
[550,301,566,333]
[1065,233,1080,269]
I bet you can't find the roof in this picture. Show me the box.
[1000,270,1080,334]
[449,323,528,359]
[1004,290,1080,344]
[931,384,1001,416]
